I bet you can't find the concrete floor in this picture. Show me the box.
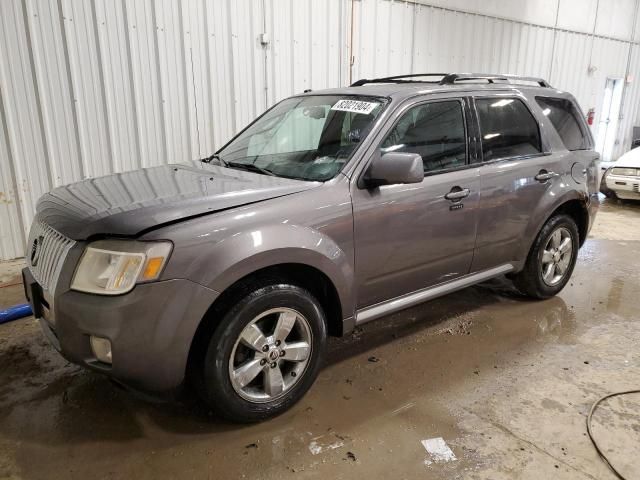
[1,197,639,480]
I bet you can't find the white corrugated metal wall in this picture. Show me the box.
[1,0,639,260]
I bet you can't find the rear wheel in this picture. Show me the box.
[512,214,579,299]
[197,283,327,423]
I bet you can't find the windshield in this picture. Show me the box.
[216,95,387,181]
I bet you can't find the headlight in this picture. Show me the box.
[611,167,640,176]
[71,240,173,295]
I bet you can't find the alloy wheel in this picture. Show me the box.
[540,226,573,286]
[228,308,313,403]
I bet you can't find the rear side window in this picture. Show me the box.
[476,98,541,161]
[535,96,589,151]
[381,100,467,173]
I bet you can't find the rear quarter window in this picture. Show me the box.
[535,96,590,151]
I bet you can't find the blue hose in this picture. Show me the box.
[0,303,33,325]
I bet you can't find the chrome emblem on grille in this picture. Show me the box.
[30,235,43,267]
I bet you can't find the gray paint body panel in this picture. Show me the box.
[35,162,320,239]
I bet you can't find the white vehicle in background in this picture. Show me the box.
[600,148,640,200]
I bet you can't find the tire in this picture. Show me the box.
[512,214,579,299]
[197,282,327,423]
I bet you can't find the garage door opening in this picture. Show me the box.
[595,77,624,162]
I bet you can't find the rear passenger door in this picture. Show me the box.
[470,95,566,272]
[352,97,480,308]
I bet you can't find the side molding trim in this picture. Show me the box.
[355,264,514,326]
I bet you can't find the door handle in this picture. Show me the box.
[444,187,470,201]
[535,170,557,182]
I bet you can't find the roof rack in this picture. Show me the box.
[440,73,551,87]
[350,73,448,86]
[350,72,551,88]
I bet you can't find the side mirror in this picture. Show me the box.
[362,152,423,188]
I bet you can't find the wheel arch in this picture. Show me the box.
[550,199,589,247]
[186,261,348,387]
[521,194,590,264]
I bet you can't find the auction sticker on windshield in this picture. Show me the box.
[331,99,379,115]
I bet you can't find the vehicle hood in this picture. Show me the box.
[35,162,320,240]
[611,148,640,169]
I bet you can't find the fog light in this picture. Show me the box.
[90,336,112,364]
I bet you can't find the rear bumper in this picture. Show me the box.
[586,191,599,237]
[23,268,219,393]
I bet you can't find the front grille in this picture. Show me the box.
[634,183,639,193]
[26,220,76,292]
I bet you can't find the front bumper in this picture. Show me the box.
[606,174,640,200]
[23,267,219,393]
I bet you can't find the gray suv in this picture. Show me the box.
[22,73,599,422]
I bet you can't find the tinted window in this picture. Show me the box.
[476,98,541,161]
[381,100,466,173]
[535,97,589,150]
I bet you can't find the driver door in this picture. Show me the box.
[351,97,480,308]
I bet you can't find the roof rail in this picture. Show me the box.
[350,72,551,88]
[439,73,551,87]
[350,73,448,86]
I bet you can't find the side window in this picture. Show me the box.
[535,96,589,151]
[381,100,467,174]
[476,98,541,161]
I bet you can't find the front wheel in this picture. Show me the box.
[197,283,327,423]
[512,214,579,299]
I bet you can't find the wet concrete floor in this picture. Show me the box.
[1,197,639,479]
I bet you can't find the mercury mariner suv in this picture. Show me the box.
[23,73,599,422]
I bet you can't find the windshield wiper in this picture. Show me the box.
[200,153,228,166]
[226,161,276,176]
[202,153,276,177]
